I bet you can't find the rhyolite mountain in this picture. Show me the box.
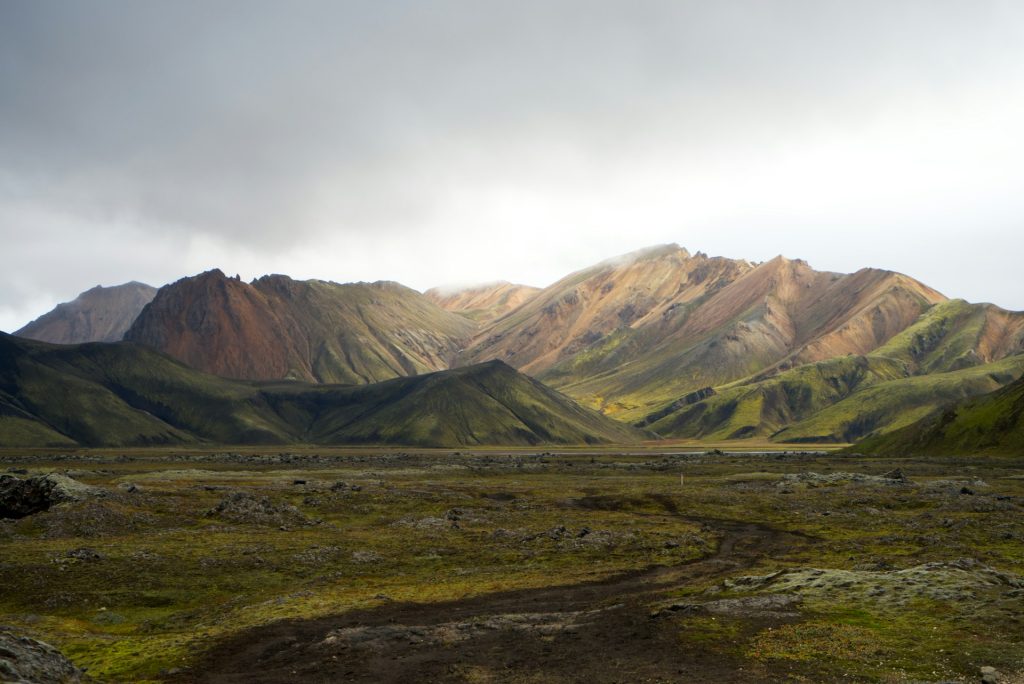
[124,270,476,384]
[458,244,957,419]
[15,282,156,344]
[425,281,541,323]
[852,373,1024,456]
[450,244,1024,442]
[0,333,646,447]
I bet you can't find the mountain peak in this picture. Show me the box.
[597,243,689,269]
[15,281,157,345]
[125,270,476,384]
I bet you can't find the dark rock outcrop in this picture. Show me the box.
[0,628,83,683]
[0,473,99,519]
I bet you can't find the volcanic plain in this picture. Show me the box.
[2,446,1023,683]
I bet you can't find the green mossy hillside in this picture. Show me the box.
[854,374,1024,455]
[0,334,646,448]
[644,350,1024,444]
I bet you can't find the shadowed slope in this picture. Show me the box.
[0,334,645,448]
[15,282,157,344]
[264,361,646,446]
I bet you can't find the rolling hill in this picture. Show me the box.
[0,333,645,448]
[124,270,477,384]
[853,374,1024,456]
[15,282,156,344]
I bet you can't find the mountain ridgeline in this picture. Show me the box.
[9,244,1024,449]
[0,333,646,448]
[124,270,476,384]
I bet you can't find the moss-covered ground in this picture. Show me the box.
[1,447,1023,682]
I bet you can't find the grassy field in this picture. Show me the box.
[2,446,1023,682]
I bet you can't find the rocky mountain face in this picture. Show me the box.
[425,281,541,323]
[15,282,156,344]
[456,244,960,420]
[123,270,477,384]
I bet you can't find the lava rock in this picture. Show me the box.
[0,628,83,683]
[0,473,100,519]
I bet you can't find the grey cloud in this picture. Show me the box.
[1,0,1023,329]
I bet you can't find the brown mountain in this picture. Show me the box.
[15,282,157,344]
[457,244,949,420]
[124,270,476,384]
[424,281,541,323]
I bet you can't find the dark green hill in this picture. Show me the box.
[263,361,645,446]
[853,374,1024,456]
[0,334,646,448]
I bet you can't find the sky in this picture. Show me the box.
[2,0,1023,332]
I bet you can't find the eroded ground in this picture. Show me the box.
[1,448,1023,682]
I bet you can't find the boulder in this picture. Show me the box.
[0,473,100,519]
[0,628,83,683]
[207,491,313,527]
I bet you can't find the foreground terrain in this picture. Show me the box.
[1,447,1023,682]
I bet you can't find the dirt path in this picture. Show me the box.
[180,502,811,683]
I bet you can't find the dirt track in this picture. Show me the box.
[180,500,811,683]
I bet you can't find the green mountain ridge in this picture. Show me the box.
[641,299,1024,443]
[852,374,1024,456]
[0,333,645,448]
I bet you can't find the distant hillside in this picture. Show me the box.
[15,282,156,344]
[125,270,476,384]
[425,281,540,323]
[0,333,646,448]
[853,374,1024,456]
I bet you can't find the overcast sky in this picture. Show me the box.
[2,1,1023,331]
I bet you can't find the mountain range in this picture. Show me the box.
[7,244,1024,450]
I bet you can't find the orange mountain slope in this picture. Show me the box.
[124,270,476,384]
[424,281,541,323]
